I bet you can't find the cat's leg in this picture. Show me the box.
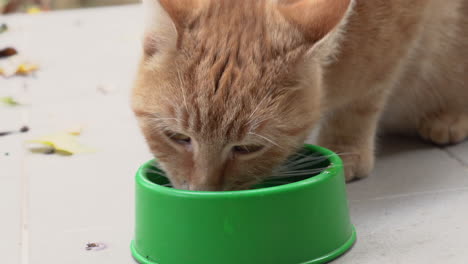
[317,92,388,182]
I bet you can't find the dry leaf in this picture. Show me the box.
[16,63,39,75]
[0,47,18,58]
[0,96,20,106]
[28,132,95,155]
[0,64,15,76]
[0,63,39,76]
[0,55,39,77]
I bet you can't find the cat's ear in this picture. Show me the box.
[142,0,203,56]
[277,0,352,42]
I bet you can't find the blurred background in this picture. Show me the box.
[1,0,138,13]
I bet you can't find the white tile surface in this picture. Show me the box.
[25,98,148,263]
[334,189,468,264]
[1,6,148,263]
[0,134,23,264]
[0,103,27,263]
[1,5,468,264]
[347,136,468,201]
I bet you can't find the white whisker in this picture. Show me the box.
[176,68,189,114]
[145,169,167,175]
[279,153,327,169]
[248,116,271,131]
[248,132,281,148]
[269,168,330,178]
[282,158,330,171]
[150,117,184,123]
[289,151,357,158]
[247,93,270,122]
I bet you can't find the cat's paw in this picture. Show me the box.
[340,150,374,182]
[319,143,374,182]
[418,113,468,145]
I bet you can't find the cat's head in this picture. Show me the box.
[132,0,351,190]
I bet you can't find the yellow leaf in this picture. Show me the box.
[0,67,10,76]
[65,124,84,136]
[16,63,39,75]
[0,96,20,106]
[0,63,38,77]
[27,7,42,14]
[28,133,95,154]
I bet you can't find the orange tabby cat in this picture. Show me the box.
[132,0,468,190]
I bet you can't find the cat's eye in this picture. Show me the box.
[232,144,264,155]
[166,131,191,144]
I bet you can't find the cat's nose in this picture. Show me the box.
[190,151,225,191]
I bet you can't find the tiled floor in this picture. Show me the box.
[1,6,467,264]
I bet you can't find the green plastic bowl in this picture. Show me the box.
[131,144,356,264]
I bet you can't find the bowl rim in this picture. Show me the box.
[136,144,343,198]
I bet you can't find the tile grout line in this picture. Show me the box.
[350,186,468,202]
[20,156,29,264]
[440,147,468,169]
[20,108,30,264]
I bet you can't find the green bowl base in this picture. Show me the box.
[131,226,356,264]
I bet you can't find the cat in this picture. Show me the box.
[132,0,468,191]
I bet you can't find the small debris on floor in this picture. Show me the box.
[65,124,84,136]
[0,126,30,137]
[0,131,11,136]
[0,24,7,34]
[4,152,9,156]
[0,47,18,58]
[44,148,55,154]
[20,126,29,133]
[96,84,116,95]
[85,242,106,251]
